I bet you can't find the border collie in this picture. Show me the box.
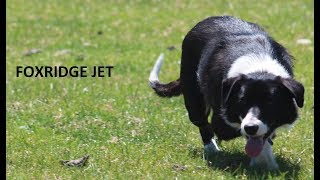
[149,16,304,170]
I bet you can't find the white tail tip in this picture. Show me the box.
[149,53,164,82]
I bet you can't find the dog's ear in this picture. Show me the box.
[222,74,246,105]
[277,76,305,108]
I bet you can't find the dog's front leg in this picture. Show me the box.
[203,138,220,160]
[249,141,279,170]
[199,124,220,159]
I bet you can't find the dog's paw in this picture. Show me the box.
[203,138,220,160]
[205,138,220,152]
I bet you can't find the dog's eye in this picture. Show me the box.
[237,100,249,115]
[239,98,246,104]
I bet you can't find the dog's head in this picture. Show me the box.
[222,73,304,157]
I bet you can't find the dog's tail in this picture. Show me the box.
[149,53,182,97]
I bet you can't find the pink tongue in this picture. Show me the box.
[245,137,264,157]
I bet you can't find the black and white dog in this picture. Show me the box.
[149,16,304,170]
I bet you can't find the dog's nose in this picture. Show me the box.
[244,124,259,135]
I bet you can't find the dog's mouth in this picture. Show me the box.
[245,136,266,157]
[244,133,274,157]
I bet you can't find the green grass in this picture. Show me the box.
[6,0,314,179]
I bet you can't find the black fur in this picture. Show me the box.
[150,16,304,145]
[149,79,181,97]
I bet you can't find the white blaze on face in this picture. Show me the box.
[240,107,269,136]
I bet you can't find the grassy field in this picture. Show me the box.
[6,0,314,179]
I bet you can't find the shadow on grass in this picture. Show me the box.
[188,146,300,179]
